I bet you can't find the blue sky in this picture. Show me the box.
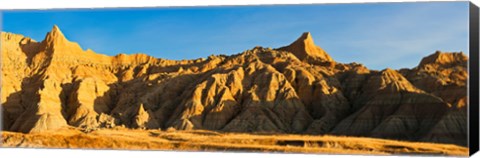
[1,2,469,70]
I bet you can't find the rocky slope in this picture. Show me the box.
[1,26,469,146]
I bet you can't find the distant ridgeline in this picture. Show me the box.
[1,25,468,146]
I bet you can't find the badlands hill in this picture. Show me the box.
[1,25,468,147]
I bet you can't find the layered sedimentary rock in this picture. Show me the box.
[399,51,468,146]
[1,26,469,146]
[332,69,450,142]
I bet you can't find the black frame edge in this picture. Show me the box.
[469,1,480,156]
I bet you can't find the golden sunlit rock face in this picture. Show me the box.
[1,26,468,148]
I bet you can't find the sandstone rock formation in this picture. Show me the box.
[278,32,333,62]
[399,51,468,146]
[1,26,469,146]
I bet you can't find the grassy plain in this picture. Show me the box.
[1,127,468,156]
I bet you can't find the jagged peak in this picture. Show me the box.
[36,25,85,56]
[418,51,467,67]
[277,32,334,62]
[52,25,62,34]
[380,68,405,81]
[381,68,397,74]
[376,68,419,92]
[298,32,313,42]
[43,25,68,44]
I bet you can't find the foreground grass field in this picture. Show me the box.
[1,127,468,156]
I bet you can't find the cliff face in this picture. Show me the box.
[1,26,468,146]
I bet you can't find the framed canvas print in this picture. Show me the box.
[1,0,479,157]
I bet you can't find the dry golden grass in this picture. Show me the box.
[1,127,468,156]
